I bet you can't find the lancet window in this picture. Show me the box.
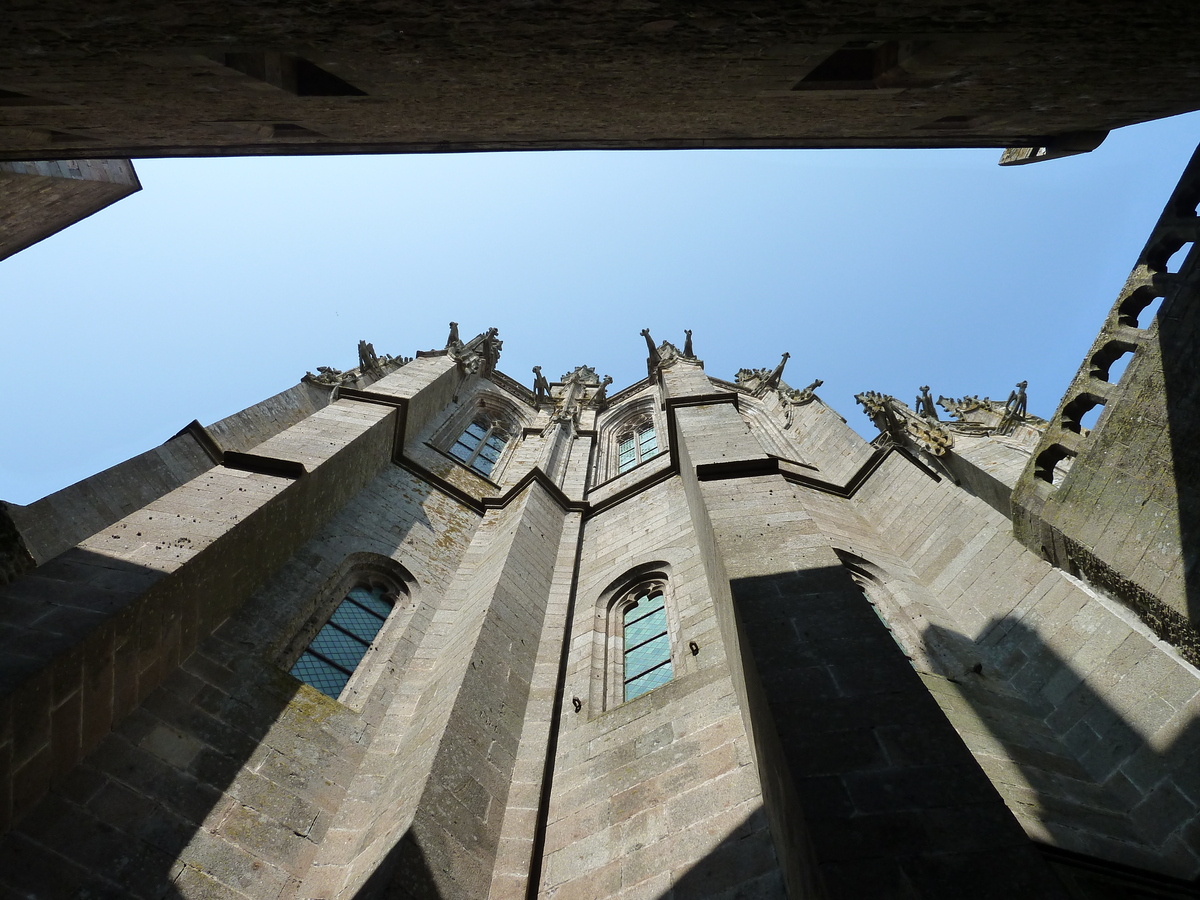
[617,421,658,473]
[622,582,672,701]
[450,413,511,477]
[290,583,398,699]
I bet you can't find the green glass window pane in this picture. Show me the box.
[625,634,670,680]
[290,652,350,698]
[625,660,673,701]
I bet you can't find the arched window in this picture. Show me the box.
[290,583,397,698]
[449,413,511,477]
[617,421,658,473]
[622,582,672,701]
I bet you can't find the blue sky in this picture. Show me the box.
[3,113,1200,506]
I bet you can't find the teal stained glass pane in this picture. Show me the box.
[625,633,670,680]
[290,652,350,698]
[478,442,502,463]
[624,608,667,646]
[472,455,495,476]
[331,600,387,642]
[624,592,664,620]
[465,421,488,441]
[625,660,672,701]
[450,441,474,461]
[639,429,657,453]
[348,585,391,617]
[309,626,368,670]
[618,437,636,472]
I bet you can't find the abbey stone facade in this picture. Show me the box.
[2,206,1200,900]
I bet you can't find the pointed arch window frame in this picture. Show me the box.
[620,581,673,701]
[616,419,659,474]
[279,560,415,708]
[448,411,513,478]
[595,575,677,709]
[596,396,668,484]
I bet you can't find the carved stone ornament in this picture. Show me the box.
[448,326,502,379]
[358,339,382,375]
[735,352,789,397]
[541,398,581,438]
[304,342,410,388]
[561,365,600,386]
[937,381,1040,437]
[532,366,551,405]
[639,328,685,376]
[591,375,613,409]
[855,390,953,455]
[778,379,824,429]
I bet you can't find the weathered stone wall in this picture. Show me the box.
[937,430,1035,519]
[696,470,1066,896]
[342,482,567,900]
[0,388,406,837]
[544,475,783,900]
[781,398,876,486]
[0,159,139,259]
[0,460,480,898]
[7,376,372,567]
[1012,142,1200,660]
[2,3,1200,159]
[851,450,1200,879]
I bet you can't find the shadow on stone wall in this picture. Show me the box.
[0,626,310,898]
[352,830,443,900]
[0,485,443,898]
[729,566,1064,899]
[921,618,1200,887]
[1159,276,1200,632]
[666,807,784,900]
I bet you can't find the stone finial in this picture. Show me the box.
[998,380,1028,433]
[593,374,613,408]
[561,365,600,386]
[640,328,657,358]
[762,352,790,391]
[358,339,381,374]
[915,385,938,420]
[532,365,550,404]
